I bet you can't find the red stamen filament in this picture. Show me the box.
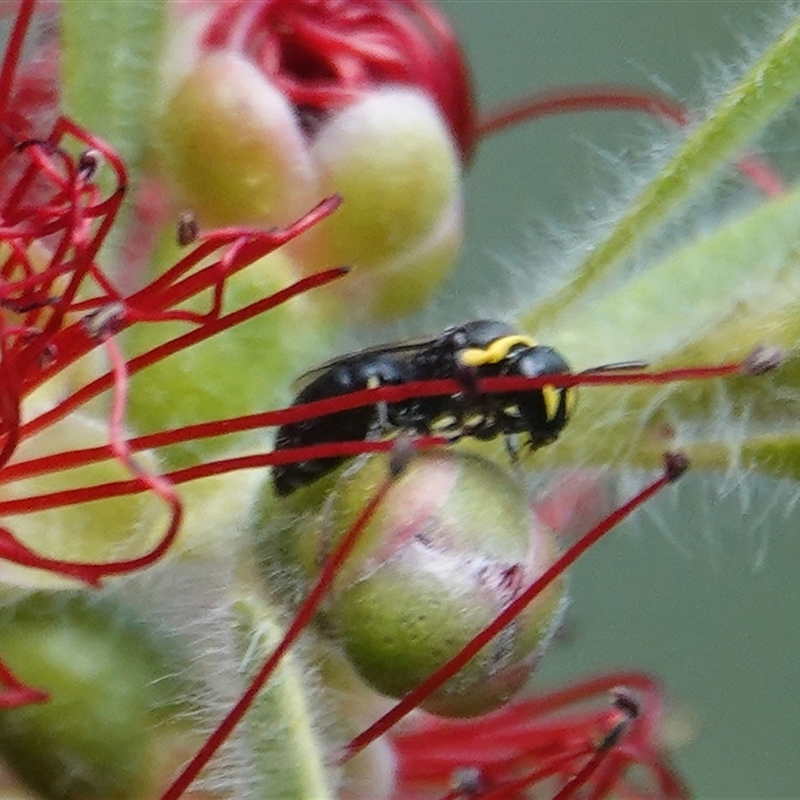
[201,0,476,158]
[0,0,35,119]
[0,356,747,495]
[340,452,687,762]
[159,461,401,800]
[156,452,685,800]
[0,333,181,586]
[0,115,343,581]
[20,206,343,440]
[476,745,595,800]
[394,673,687,800]
[0,657,48,709]
[0,4,786,793]
[92,335,182,578]
[476,84,785,197]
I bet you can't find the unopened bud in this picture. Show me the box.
[289,88,463,319]
[159,51,317,228]
[0,591,197,800]
[288,451,566,717]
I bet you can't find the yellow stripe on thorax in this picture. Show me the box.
[459,335,536,368]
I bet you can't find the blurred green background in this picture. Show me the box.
[434,3,800,798]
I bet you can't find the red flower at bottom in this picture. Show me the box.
[391,673,687,800]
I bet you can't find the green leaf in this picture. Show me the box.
[523,14,800,330]
[548,182,800,369]
[680,432,800,481]
[523,186,800,478]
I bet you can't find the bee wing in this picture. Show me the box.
[292,333,442,392]
[579,360,648,374]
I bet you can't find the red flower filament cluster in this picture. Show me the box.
[392,674,688,799]
[201,0,475,159]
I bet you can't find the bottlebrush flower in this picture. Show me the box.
[0,2,798,800]
[156,0,469,321]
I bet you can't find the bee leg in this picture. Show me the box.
[504,434,521,465]
[503,434,527,482]
[365,374,394,440]
[375,398,390,433]
[441,428,465,446]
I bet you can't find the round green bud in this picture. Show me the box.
[0,411,165,590]
[289,451,566,718]
[288,88,463,320]
[0,591,196,800]
[125,248,334,470]
[159,51,317,228]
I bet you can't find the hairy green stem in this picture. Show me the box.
[523,14,800,331]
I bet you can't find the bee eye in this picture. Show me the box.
[451,329,469,348]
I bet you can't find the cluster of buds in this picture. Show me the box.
[156,0,470,322]
[0,2,798,800]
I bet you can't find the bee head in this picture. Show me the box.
[504,345,575,449]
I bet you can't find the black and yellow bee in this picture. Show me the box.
[272,319,577,496]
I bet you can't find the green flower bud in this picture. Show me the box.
[159,47,464,321]
[328,198,463,321]
[0,413,165,590]
[289,88,463,320]
[280,451,565,718]
[0,592,197,800]
[126,248,334,469]
[159,51,317,228]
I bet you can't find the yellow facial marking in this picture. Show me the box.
[366,375,381,389]
[459,335,536,368]
[542,385,560,421]
[565,387,578,419]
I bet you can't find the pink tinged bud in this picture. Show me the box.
[159,51,317,227]
[304,451,565,718]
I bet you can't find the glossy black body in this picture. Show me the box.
[272,320,572,496]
